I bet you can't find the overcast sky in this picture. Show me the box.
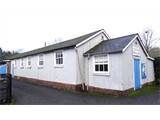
[0,0,160,52]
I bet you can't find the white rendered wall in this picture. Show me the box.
[121,38,155,90]
[86,53,123,91]
[11,48,77,85]
[76,32,109,84]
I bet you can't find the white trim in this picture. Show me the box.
[76,29,110,47]
[54,50,64,67]
[122,35,138,52]
[137,35,150,57]
[26,56,32,68]
[147,56,154,60]
[13,60,17,69]
[122,34,154,60]
[133,58,142,90]
[93,54,110,75]
[37,54,44,68]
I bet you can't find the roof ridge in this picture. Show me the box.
[110,33,138,40]
[9,29,104,59]
[21,29,103,53]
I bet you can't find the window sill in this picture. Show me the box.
[26,66,32,69]
[54,65,64,68]
[93,72,110,76]
[38,66,44,69]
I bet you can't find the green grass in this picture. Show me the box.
[129,83,160,97]
[10,97,16,105]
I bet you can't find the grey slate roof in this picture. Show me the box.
[9,29,102,60]
[84,33,138,55]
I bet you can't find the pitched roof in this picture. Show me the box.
[9,29,103,59]
[84,33,138,55]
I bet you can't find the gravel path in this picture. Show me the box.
[12,79,160,105]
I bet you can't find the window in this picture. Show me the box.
[141,63,147,79]
[94,55,109,73]
[13,60,17,68]
[55,51,63,65]
[20,58,24,69]
[38,54,44,66]
[27,57,31,67]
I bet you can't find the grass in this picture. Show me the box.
[128,83,160,97]
[64,83,160,98]
[9,97,16,105]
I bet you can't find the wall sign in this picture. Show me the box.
[133,46,140,57]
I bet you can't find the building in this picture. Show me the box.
[9,29,155,95]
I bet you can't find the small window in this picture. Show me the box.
[20,58,24,69]
[38,54,44,66]
[13,60,17,68]
[141,63,147,79]
[55,51,63,65]
[94,55,109,73]
[101,35,104,40]
[27,57,31,67]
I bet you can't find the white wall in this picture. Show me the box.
[85,38,155,91]
[76,32,109,84]
[11,48,77,85]
[121,38,155,90]
[86,53,123,91]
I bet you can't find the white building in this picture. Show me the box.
[9,29,155,95]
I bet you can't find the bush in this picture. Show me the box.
[155,78,160,85]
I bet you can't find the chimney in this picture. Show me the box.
[44,42,46,47]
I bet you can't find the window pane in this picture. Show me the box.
[55,51,63,65]
[95,65,99,71]
[56,59,59,64]
[104,64,108,71]
[28,61,31,65]
[39,61,43,65]
[59,58,62,64]
[100,64,103,71]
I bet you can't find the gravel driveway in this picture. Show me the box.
[12,79,160,105]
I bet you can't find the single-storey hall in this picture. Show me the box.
[9,29,155,95]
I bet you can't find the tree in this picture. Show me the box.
[149,47,160,58]
[0,48,3,61]
[142,28,155,52]
[0,48,19,61]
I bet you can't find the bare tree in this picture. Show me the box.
[141,28,159,52]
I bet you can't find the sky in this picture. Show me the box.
[0,0,160,52]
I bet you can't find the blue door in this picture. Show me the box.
[134,59,141,90]
[0,64,7,74]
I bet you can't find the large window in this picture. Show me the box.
[94,55,109,73]
[38,54,44,66]
[55,51,63,65]
[20,58,24,69]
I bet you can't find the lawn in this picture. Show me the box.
[129,83,160,97]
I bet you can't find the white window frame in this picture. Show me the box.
[13,60,17,69]
[20,58,24,69]
[93,54,109,75]
[26,56,32,68]
[54,50,64,67]
[38,54,44,68]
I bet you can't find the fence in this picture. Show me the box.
[0,62,12,104]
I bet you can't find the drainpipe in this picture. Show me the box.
[75,47,85,91]
[86,53,91,91]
